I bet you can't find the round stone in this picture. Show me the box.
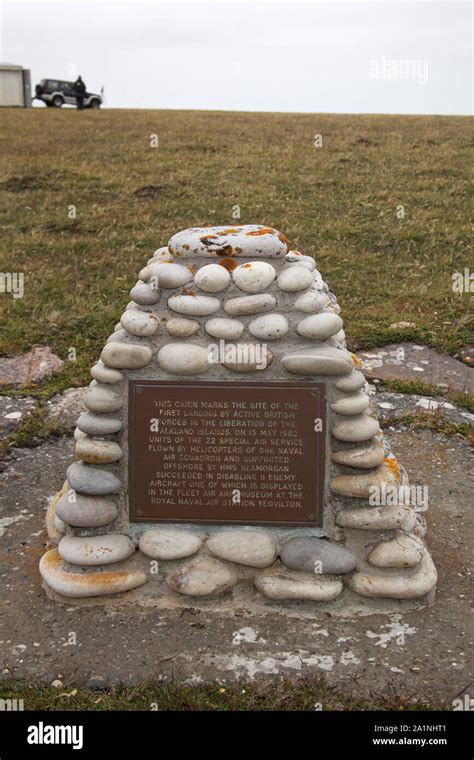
[56,492,118,527]
[120,310,160,337]
[101,342,152,369]
[152,246,173,261]
[194,264,231,293]
[255,572,343,601]
[168,294,220,316]
[39,548,146,598]
[232,261,276,293]
[76,412,122,436]
[248,314,289,340]
[66,462,122,496]
[332,415,380,442]
[223,294,276,316]
[166,557,238,597]
[277,267,313,292]
[139,529,203,560]
[368,533,424,568]
[165,317,200,337]
[336,505,410,530]
[331,441,385,469]
[90,362,123,384]
[84,386,122,414]
[205,318,244,340]
[280,537,357,574]
[282,347,353,376]
[168,225,289,259]
[130,281,160,305]
[331,392,370,416]
[294,291,329,313]
[207,530,277,568]
[58,534,135,566]
[348,550,437,600]
[73,427,87,441]
[157,343,210,375]
[285,251,316,271]
[334,371,366,393]
[75,437,123,464]
[140,262,193,289]
[106,330,128,344]
[297,313,343,340]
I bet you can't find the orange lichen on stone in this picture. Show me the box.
[384,456,401,480]
[243,263,253,268]
[352,354,362,368]
[246,227,276,236]
[277,232,290,246]
[39,549,147,598]
[221,228,241,234]
[218,258,238,271]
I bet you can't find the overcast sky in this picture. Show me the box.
[1,0,471,114]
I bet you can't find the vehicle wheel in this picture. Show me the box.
[90,99,100,109]
[52,95,63,108]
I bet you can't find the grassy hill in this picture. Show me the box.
[0,108,471,396]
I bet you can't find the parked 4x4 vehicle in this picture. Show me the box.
[34,79,102,108]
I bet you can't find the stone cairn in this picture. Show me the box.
[39,225,437,606]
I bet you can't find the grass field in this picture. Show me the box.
[0,108,472,400]
[0,677,441,711]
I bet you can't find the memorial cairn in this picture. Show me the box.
[40,225,437,609]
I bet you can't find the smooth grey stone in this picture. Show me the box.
[207,530,277,567]
[58,534,135,566]
[168,294,220,316]
[130,281,160,305]
[331,392,370,416]
[255,572,342,601]
[296,313,343,340]
[101,342,152,369]
[349,549,437,599]
[277,267,313,292]
[75,437,123,464]
[334,371,366,392]
[248,313,289,340]
[120,310,160,337]
[56,492,118,527]
[106,330,128,344]
[165,317,200,337]
[368,533,424,568]
[90,362,123,384]
[76,412,123,436]
[232,261,276,293]
[332,415,380,442]
[66,462,122,495]
[205,318,244,340]
[224,294,276,316]
[157,343,210,375]
[194,264,231,292]
[139,529,202,560]
[166,557,238,597]
[139,262,193,289]
[294,291,329,313]
[39,549,146,598]
[84,386,123,414]
[280,537,357,574]
[282,347,353,376]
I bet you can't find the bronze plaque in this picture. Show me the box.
[129,381,326,527]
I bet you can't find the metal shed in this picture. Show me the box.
[0,63,31,107]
